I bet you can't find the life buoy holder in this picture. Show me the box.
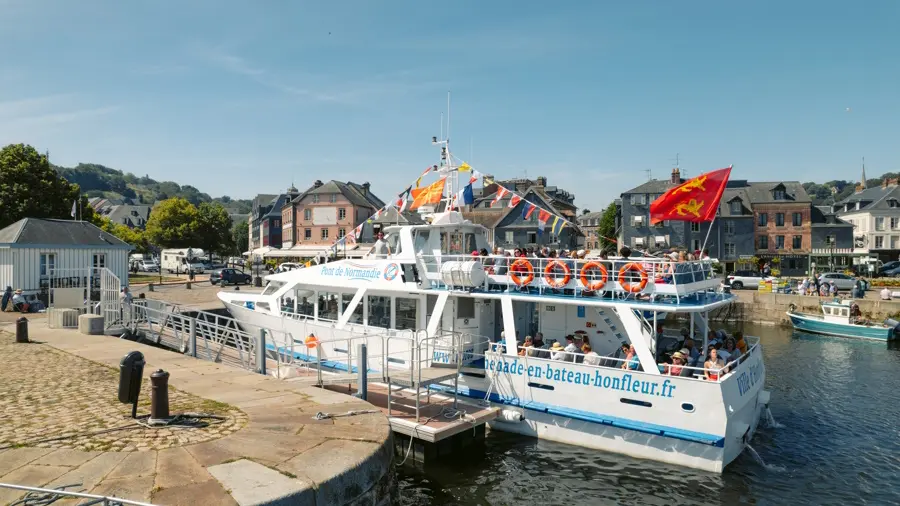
[618,262,649,293]
[544,260,571,288]
[580,261,608,291]
[509,259,534,286]
[305,334,319,349]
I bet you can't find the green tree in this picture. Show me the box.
[598,202,618,252]
[145,198,198,248]
[97,217,150,253]
[0,143,94,229]
[194,202,234,260]
[232,219,249,256]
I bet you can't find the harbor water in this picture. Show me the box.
[395,323,900,505]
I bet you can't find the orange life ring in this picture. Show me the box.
[305,334,319,349]
[544,260,571,288]
[580,261,608,291]
[509,258,535,286]
[618,262,649,293]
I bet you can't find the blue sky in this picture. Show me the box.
[1,0,898,212]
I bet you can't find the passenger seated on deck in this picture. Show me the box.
[664,351,687,376]
[582,344,602,366]
[563,335,579,362]
[621,344,640,371]
[734,331,748,356]
[518,336,535,357]
[704,346,725,381]
[550,341,568,361]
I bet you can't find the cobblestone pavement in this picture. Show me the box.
[0,332,247,453]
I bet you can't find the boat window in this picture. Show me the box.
[295,291,313,317]
[318,292,340,321]
[457,297,475,319]
[342,293,363,324]
[446,232,464,254]
[386,234,402,256]
[255,301,271,311]
[824,307,831,315]
[262,281,286,296]
[413,230,430,254]
[464,233,477,254]
[395,297,419,330]
[367,295,391,328]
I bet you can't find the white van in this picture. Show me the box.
[160,248,206,274]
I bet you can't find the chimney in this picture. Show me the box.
[536,176,547,187]
[671,168,681,184]
[313,180,323,188]
[362,182,370,194]
[483,174,497,196]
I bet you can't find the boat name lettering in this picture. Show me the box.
[321,265,382,281]
[433,347,475,364]
[484,359,676,398]
[736,360,761,397]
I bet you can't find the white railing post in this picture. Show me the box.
[188,318,197,357]
[257,328,266,376]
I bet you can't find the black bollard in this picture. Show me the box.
[150,369,170,420]
[15,317,28,343]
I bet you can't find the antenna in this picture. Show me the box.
[644,169,651,181]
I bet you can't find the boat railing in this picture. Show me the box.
[485,335,761,384]
[417,254,719,300]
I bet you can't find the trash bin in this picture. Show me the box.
[118,351,145,417]
[15,317,28,343]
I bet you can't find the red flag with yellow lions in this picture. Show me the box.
[649,166,732,224]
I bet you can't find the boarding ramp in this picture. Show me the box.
[46,267,122,329]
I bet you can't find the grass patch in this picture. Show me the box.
[129,275,182,284]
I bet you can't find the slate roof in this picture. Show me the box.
[289,181,385,210]
[743,181,810,204]
[102,204,152,228]
[833,185,900,212]
[622,179,681,195]
[0,218,132,248]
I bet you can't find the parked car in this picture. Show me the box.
[187,261,206,274]
[879,261,900,273]
[210,268,252,286]
[817,272,857,291]
[724,270,768,290]
[139,260,159,272]
[275,262,302,273]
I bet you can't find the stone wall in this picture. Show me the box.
[719,292,900,326]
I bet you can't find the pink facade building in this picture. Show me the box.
[281,180,384,250]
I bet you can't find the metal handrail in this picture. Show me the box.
[418,254,717,298]
[0,482,155,506]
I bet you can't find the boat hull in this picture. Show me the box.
[787,312,895,341]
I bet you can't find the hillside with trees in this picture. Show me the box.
[53,162,252,212]
[803,171,900,206]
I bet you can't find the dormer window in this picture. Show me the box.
[889,199,899,208]
[773,190,785,200]
[855,202,860,210]
[729,200,742,215]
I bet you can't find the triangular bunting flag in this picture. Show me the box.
[538,209,551,224]
[491,187,508,207]
[458,162,472,172]
[522,203,536,220]
[508,194,522,208]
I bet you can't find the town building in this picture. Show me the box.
[279,180,385,256]
[248,193,277,253]
[620,169,853,275]
[577,211,603,250]
[0,218,133,296]
[464,175,583,250]
[809,206,856,273]
[832,178,900,264]
[88,197,152,229]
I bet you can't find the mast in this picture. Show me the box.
[432,92,455,212]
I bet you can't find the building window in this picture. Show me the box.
[775,213,785,227]
[691,239,700,251]
[875,236,884,249]
[312,195,319,204]
[725,243,736,256]
[630,194,646,206]
[758,236,768,249]
[338,228,346,238]
[505,231,514,244]
[775,235,785,249]
[758,214,768,227]
[690,223,700,232]
[792,212,802,226]
[792,235,802,249]
[826,235,835,246]
[725,221,735,234]
[730,201,742,215]
[330,194,337,203]
[527,232,537,243]
[774,189,785,200]
[876,217,885,231]
[40,253,56,277]
[891,217,899,230]
[339,208,347,220]
[631,216,644,227]
[304,228,312,240]
[304,209,311,220]
[92,253,106,271]
[273,219,280,228]
[321,229,329,240]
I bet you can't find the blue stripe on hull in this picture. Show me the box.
[428,384,726,448]
[789,314,894,341]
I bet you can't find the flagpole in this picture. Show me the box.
[699,213,717,256]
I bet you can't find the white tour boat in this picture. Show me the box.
[218,209,770,473]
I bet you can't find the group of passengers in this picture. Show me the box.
[472,247,589,277]
[661,328,748,380]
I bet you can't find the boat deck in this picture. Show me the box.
[325,383,498,443]
[383,365,460,389]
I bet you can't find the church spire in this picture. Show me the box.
[860,157,867,189]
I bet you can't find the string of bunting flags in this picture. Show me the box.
[306,158,574,266]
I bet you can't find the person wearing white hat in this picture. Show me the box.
[11,289,27,312]
[665,350,688,376]
[550,341,567,361]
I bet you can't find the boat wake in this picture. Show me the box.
[746,444,787,472]
[764,407,785,429]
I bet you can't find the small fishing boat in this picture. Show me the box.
[786,301,898,341]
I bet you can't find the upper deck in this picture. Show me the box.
[418,253,724,308]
